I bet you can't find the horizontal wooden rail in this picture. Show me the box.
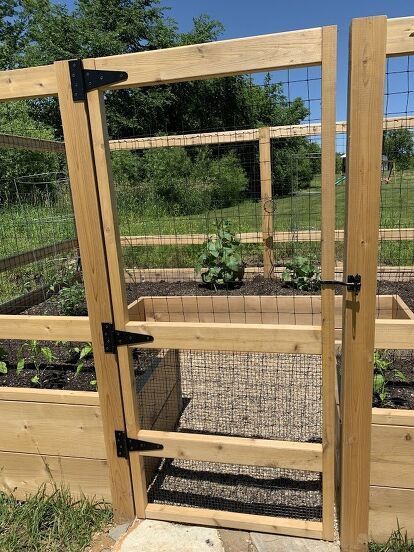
[0,28,322,101]
[0,387,100,405]
[0,285,52,315]
[120,228,414,248]
[124,265,414,284]
[109,116,414,151]
[1,115,409,154]
[1,115,411,154]
[0,315,91,341]
[374,319,414,349]
[94,28,323,89]
[0,315,412,350]
[0,238,78,273]
[145,504,323,539]
[136,430,322,471]
[386,17,414,56]
[125,320,322,353]
[0,17,412,101]
[0,133,65,153]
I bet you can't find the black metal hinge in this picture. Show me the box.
[320,273,362,295]
[69,59,128,101]
[102,322,154,354]
[115,430,164,459]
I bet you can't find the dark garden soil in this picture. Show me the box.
[1,276,413,410]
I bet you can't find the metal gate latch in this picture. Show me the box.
[320,274,361,294]
[115,430,163,459]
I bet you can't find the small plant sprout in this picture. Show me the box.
[373,350,407,406]
[195,220,245,289]
[17,340,55,386]
[72,343,93,374]
[282,255,321,291]
[0,346,7,374]
[56,282,87,316]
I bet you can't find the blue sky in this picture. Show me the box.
[62,0,412,121]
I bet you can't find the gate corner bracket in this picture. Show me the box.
[102,322,154,354]
[69,59,128,102]
[115,430,163,459]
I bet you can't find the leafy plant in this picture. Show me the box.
[0,346,7,375]
[17,340,55,386]
[72,343,93,374]
[282,255,320,291]
[56,282,87,316]
[195,220,245,288]
[373,350,407,406]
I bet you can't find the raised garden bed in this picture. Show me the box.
[369,408,414,542]
[0,350,182,500]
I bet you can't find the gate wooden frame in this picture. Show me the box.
[340,15,414,552]
[81,25,338,540]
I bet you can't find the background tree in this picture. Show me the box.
[383,128,414,171]
[0,0,321,205]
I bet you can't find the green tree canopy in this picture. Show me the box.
[1,0,320,203]
[383,128,414,171]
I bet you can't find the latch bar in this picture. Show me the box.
[320,273,361,294]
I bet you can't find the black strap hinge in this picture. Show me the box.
[115,430,163,459]
[320,273,361,294]
[102,322,154,353]
[69,59,128,101]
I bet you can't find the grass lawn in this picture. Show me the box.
[0,487,112,552]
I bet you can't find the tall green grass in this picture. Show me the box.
[0,487,112,552]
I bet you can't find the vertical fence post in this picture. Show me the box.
[340,16,386,551]
[54,60,135,521]
[321,24,337,542]
[259,126,274,278]
[83,59,148,519]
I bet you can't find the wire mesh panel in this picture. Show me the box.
[101,61,333,527]
[107,68,330,328]
[0,99,94,389]
[0,104,83,316]
[135,348,322,521]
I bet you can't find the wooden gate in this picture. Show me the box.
[52,25,339,540]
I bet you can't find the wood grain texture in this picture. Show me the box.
[386,17,414,56]
[340,16,387,552]
[374,320,414,349]
[0,133,65,152]
[126,320,322,353]
[0,64,57,101]
[0,451,110,501]
[0,239,77,273]
[137,430,322,471]
[94,28,323,89]
[84,61,148,518]
[369,486,414,542]
[0,400,106,459]
[55,60,134,521]
[370,424,414,488]
[371,408,414,426]
[0,387,99,405]
[259,127,274,278]
[0,315,91,341]
[146,504,323,539]
[320,24,337,542]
